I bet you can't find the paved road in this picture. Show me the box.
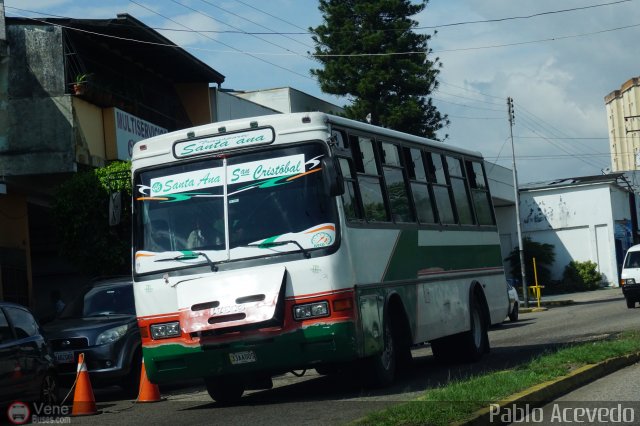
[65,287,637,425]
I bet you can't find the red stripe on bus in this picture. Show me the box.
[138,289,356,348]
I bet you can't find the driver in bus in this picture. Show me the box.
[187,219,224,249]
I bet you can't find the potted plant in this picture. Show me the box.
[73,73,89,95]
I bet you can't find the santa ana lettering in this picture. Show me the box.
[163,178,195,193]
[199,172,221,186]
[174,128,274,158]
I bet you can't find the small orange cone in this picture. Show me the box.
[137,358,161,403]
[11,362,22,379]
[71,353,98,416]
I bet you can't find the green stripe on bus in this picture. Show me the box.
[383,230,503,282]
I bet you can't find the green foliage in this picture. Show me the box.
[355,331,640,425]
[53,161,132,276]
[310,0,449,139]
[562,260,602,291]
[505,237,555,287]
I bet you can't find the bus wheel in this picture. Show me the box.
[458,296,489,362]
[205,376,245,405]
[362,319,396,387]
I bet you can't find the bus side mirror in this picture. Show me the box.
[321,156,344,197]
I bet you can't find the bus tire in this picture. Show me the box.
[457,295,489,362]
[205,376,245,405]
[362,318,396,388]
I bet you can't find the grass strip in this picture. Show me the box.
[353,330,640,426]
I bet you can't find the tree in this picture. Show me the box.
[505,237,555,288]
[53,161,132,276]
[310,0,449,139]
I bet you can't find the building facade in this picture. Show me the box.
[605,77,640,172]
[497,174,639,287]
[0,12,224,313]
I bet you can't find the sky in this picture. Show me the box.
[6,0,640,183]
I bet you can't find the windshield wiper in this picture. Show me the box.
[155,252,219,272]
[244,240,310,259]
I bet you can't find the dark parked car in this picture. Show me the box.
[0,302,58,407]
[43,277,141,394]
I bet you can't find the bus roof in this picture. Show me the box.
[131,112,484,163]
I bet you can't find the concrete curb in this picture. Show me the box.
[520,299,574,313]
[455,352,640,426]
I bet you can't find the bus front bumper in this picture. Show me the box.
[142,320,358,384]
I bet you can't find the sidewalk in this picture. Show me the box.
[518,286,621,313]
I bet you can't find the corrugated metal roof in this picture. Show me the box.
[8,13,225,84]
[520,173,626,191]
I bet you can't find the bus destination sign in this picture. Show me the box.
[173,127,275,158]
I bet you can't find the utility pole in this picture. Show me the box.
[507,97,528,308]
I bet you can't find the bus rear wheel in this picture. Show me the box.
[431,296,488,363]
[205,376,245,405]
[457,296,489,361]
[361,319,396,388]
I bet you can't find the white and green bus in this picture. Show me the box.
[131,112,509,403]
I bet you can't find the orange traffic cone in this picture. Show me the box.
[71,353,98,416]
[137,358,162,403]
[11,362,22,379]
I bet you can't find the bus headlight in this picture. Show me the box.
[150,321,181,339]
[622,278,636,286]
[293,301,329,320]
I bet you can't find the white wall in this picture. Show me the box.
[518,183,626,286]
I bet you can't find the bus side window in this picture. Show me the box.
[351,136,390,223]
[381,142,414,223]
[466,160,494,225]
[338,157,363,221]
[427,153,456,224]
[407,148,436,224]
[446,156,474,225]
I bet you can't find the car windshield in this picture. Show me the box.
[58,283,135,319]
[624,251,640,268]
[133,142,338,272]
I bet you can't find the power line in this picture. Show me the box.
[197,0,312,49]
[433,97,505,112]
[419,0,632,30]
[517,118,608,170]
[446,115,503,120]
[128,0,314,81]
[169,0,304,56]
[436,89,505,106]
[516,105,605,157]
[232,0,310,32]
[6,6,639,58]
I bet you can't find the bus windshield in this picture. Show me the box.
[133,142,338,272]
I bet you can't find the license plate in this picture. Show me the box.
[54,351,74,364]
[229,350,256,365]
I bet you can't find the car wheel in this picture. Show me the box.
[508,302,519,322]
[205,376,245,405]
[120,351,142,399]
[40,372,59,405]
[626,299,635,309]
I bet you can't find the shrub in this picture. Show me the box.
[562,260,602,291]
[505,237,555,288]
[53,161,131,276]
